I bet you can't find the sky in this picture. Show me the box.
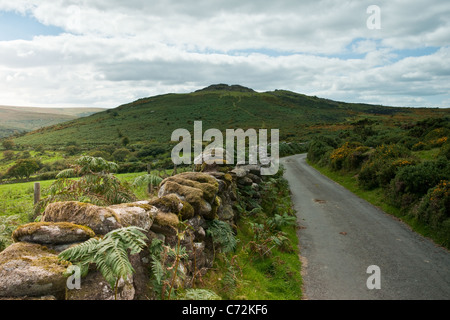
[0,0,449,109]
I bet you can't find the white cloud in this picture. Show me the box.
[0,0,449,108]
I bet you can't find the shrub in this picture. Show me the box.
[307,139,334,163]
[2,139,14,150]
[89,150,111,160]
[415,180,450,228]
[414,180,450,246]
[430,136,448,148]
[65,145,80,156]
[412,141,427,151]
[329,142,370,171]
[439,142,450,160]
[2,150,14,161]
[358,159,382,189]
[59,226,148,300]
[377,158,416,187]
[6,159,41,180]
[393,160,450,197]
[358,144,413,190]
[112,148,131,162]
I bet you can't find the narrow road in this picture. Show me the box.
[281,154,450,300]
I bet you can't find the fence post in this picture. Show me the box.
[34,182,41,205]
[147,164,153,194]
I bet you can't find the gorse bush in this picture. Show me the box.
[439,141,450,160]
[329,141,370,171]
[393,159,450,197]
[358,144,413,190]
[415,180,450,227]
[307,139,335,163]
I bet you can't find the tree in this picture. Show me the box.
[65,145,80,156]
[6,159,40,180]
[121,136,130,147]
[112,148,131,162]
[2,140,14,150]
[3,150,14,161]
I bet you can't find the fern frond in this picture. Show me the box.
[58,237,100,263]
[132,174,163,187]
[56,168,76,179]
[58,226,148,292]
[151,254,165,285]
[178,289,222,300]
[205,220,238,253]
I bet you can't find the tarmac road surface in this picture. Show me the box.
[281,154,450,300]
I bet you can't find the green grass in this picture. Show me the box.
[308,159,449,249]
[201,174,303,300]
[0,171,158,221]
[235,220,302,300]
[201,221,302,300]
[0,149,68,173]
[412,148,441,161]
[0,179,55,222]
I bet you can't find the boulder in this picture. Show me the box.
[160,172,219,202]
[42,201,122,235]
[65,271,134,300]
[158,181,213,217]
[237,164,262,176]
[193,147,232,172]
[108,202,157,231]
[12,222,95,244]
[0,242,69,299]
[237,176,253,186]
[0,295,56,300]
[149,194,195,220]
[230,167,248,178]
[217,204,234,222]
[186,216,206,242]
[42,201,157,235]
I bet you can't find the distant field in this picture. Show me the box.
[0,105,104,138]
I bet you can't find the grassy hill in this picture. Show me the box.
[0,105,105,139]
[12,84,450,148]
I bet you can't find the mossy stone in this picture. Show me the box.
[0,242,69,299]
[12,222,95,244]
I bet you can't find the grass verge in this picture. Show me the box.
[200,172,303,300]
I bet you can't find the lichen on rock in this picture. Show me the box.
[42,201,122,235]
[12,222,95,244]
[149,194,195,220]
[0,242,69,299]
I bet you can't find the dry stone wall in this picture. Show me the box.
[0,163,264,300]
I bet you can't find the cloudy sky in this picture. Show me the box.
[0,0,449,109]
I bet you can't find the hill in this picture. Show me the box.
[11,85,450,147]
[0,106,105,139]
